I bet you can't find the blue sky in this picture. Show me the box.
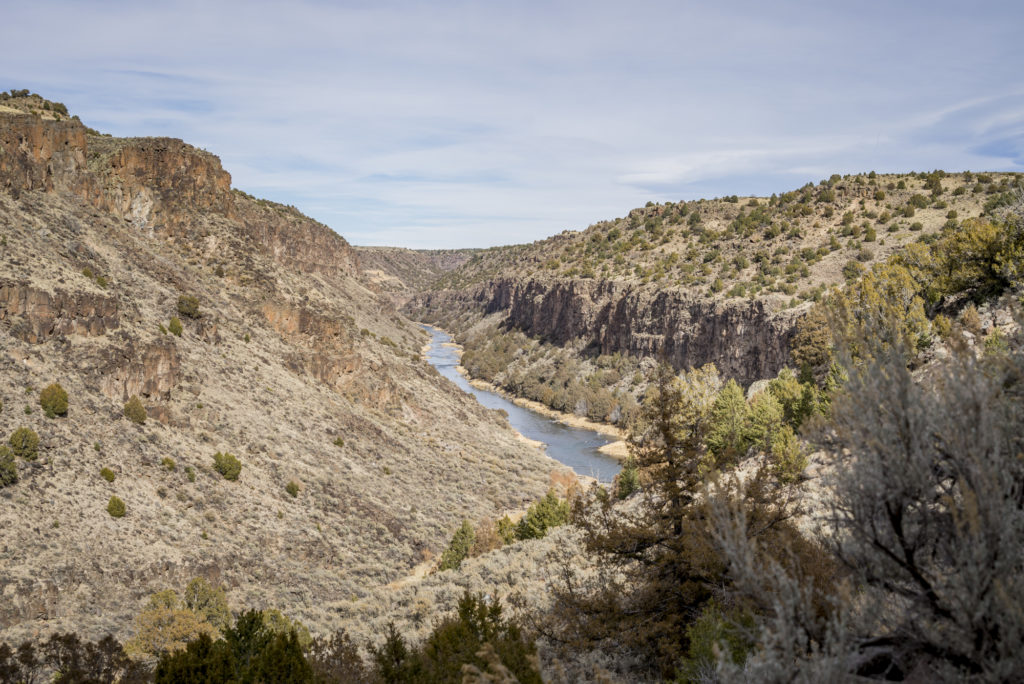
[4,1,1023,248]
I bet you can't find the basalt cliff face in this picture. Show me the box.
[0,115,88,194]
[1,112,359,276]
[0,101,557,643]
[411,277,803,386]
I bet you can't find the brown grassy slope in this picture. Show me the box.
[0,105,560,643]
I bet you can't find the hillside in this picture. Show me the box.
[433,171,1017,295]
[355,246,479,298]
[406,171,1022,424]
[0,94,561,643]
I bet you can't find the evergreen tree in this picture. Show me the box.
[769,425,806,483]
[615,455,639,499]
[182,577,231,633]
[705,379,751,468]
[371,623,421,682]
[154,633,233,684]
[0,446,17,487]
[250,630,312,684]
[414,593,542,684]
[746,391,784,452]
[790,306,833,384]
[516,490,569,540]
[768,368,818,429]
[438,520,475,571]
[549,362,832,679]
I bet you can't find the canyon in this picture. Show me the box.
[0,94,563,644]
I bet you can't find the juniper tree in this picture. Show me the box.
[547,363,834,679]
[438,520,475,571]
[516,489,569,540]
[0,446,16,487]
[705,379,751,468]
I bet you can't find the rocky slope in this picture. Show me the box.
[355,246,478,300]
[413,277,802,387]
[408,171,1021,388]
[0,94,561,643]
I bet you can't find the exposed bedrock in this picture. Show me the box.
[412,277,806,385]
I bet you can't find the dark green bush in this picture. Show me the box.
[168,317,183,337]
[438,520,475,571]
[516,490,570,540]
[377,593,541,684]
[124,396,146,424]
[39,383,68,418]
[213,452,241,481]
[177,295,201,319]
[161,457,176,471]
[155,610,311,684]
[676,602,756,680]
[100,467,116,482]
[616,455,639,499]
[9,427,39,460]
[0,446,17,487]
[107,496,126,518]
[908,194,929,208]
[285,481,299,498]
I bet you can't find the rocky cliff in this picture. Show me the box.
[2,108,359,278]
[0,114,88,195]
[412,277,804,386]
[0,281,120,342]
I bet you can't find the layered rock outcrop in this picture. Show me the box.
[413,277,806,386]
[87,136,234,226]
[0,281,119,342]
[0,113,360,278]
[239,206,360,276]
[97,338,181,402]
[0,114,87,195]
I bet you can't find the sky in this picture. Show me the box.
[4,1,1023,248]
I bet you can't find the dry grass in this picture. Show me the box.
[433,171,1020,304]
[0,135,559,644]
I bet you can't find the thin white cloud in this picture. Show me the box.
[2,0,1022,248]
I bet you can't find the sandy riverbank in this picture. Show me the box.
[422,324,631,462]
[465,375,630,462]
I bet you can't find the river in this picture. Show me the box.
[421,325,622,483]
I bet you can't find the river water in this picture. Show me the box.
[422,325,622,483]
